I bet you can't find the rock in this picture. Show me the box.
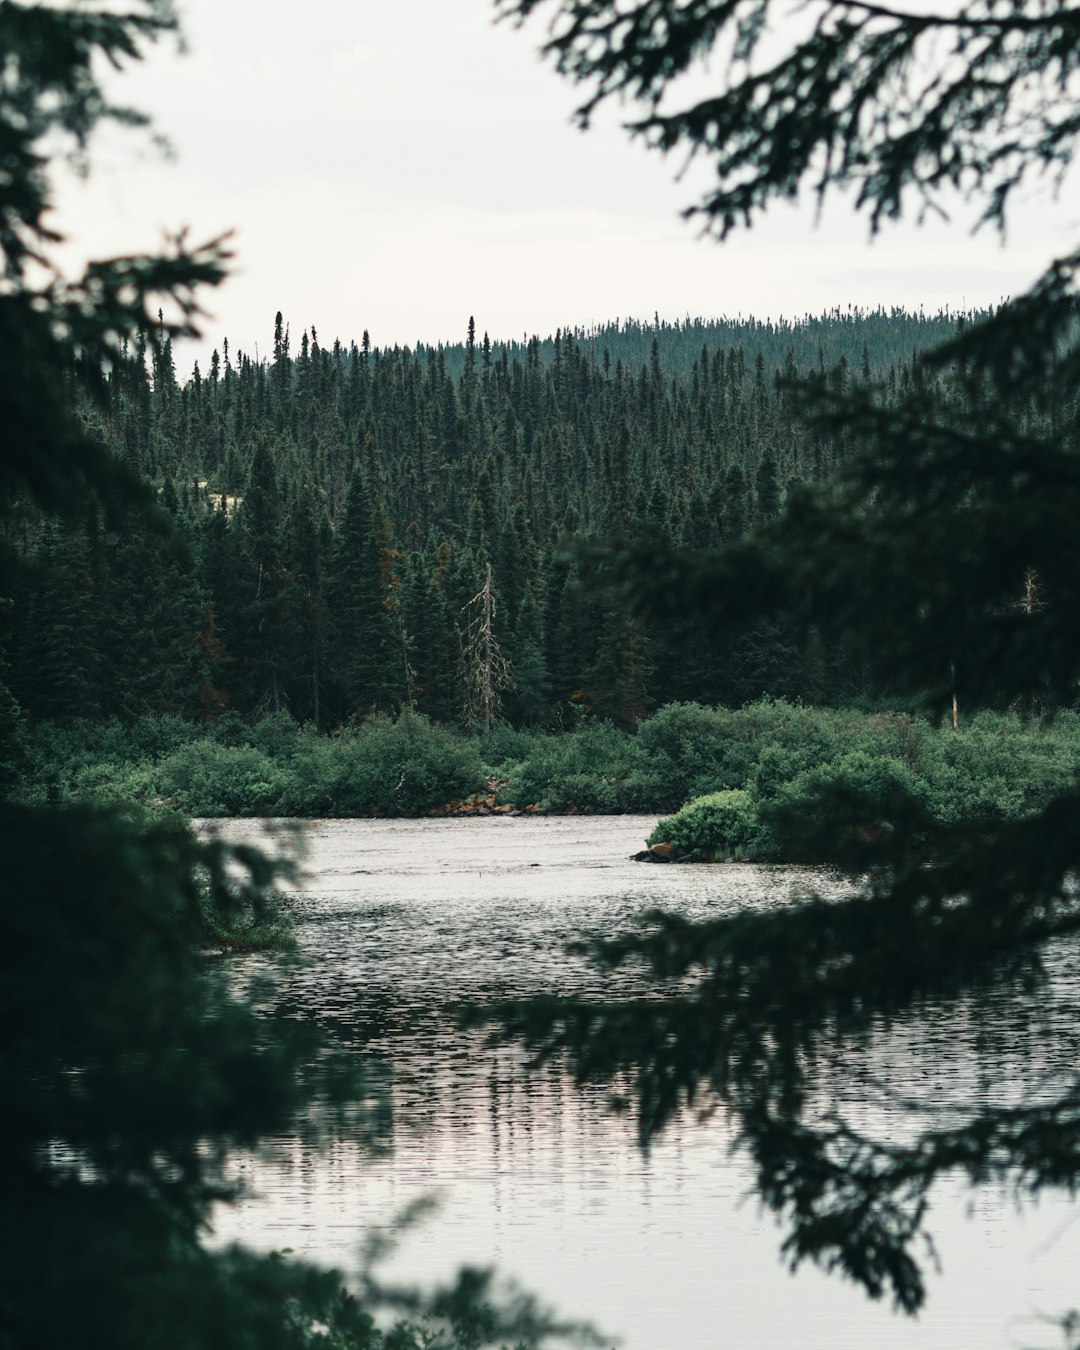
[632,846,672,863]
[649,841,675,859]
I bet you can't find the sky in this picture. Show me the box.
[56,0,1080,374]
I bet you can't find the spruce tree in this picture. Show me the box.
[399,545,456,722]
[506,583,552,726]
[236,439,289,713]
[104,505,209,718]
[327,466,402,719]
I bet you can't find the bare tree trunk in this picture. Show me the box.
[459,562,511,730]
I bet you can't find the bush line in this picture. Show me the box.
[16,701,1080,845]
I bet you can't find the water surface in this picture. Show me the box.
[208,816,1080,1350]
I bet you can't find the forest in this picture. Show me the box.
[14,299,1075,855]
[6,304,982,743]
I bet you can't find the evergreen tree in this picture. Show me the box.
[399,545,456,722]
[17,519,103,722]
[327,466,402,719]
[236,440,290,713]
[196,496,242,713]
[754,446,781,523]
[506,583,552,726]
[104,504,209,718]
[281,482,328,725]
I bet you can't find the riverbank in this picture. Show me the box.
[16,700,1080,841]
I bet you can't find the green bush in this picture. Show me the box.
[498,721,644,811]
[150,741,290,816]
[749,740,834,801]
[15,699,1080,830]
[765,750,931,862]
[647,789,769,860]
[634,702,745,804]
[248,709,303,760]
[325,711,485,816]
[70,760,155,806]
[262,729,335,815]
[920,715,1070,825]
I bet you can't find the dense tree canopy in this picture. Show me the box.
[8,303,977,730]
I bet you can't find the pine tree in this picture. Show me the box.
[236,440,289,713]
[327,466,402,719]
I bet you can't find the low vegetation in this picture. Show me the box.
[16,700,1080,861]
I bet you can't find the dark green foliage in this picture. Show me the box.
[0,596,22,794]
[647,788,764,860]
[1,796,383,1348]
[327,467,404,720]
[765,750,930,863]
[399,545,456,722]
[104,508,212,717]
[11,297,982,729]
[500,0,1080,240]
[506,586,553,726]
[126,710,485,818]
[19,700,1080,834]
[323,711,485,816]
[14,0,1080,1333]
[495,720,646,813]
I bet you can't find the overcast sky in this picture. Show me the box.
[57,0,1080,373]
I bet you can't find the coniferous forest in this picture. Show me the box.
[8,306,978,737]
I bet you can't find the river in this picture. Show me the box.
[206,815,1080,1349]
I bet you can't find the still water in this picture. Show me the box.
[208,816,1080,1349]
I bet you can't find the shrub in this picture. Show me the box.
[329,711,485,816]
[248,710,302,760]
[70,760,155,806]
[920,716,1071,825]
[647,789,770,860]
[635,702,745,804]
[150,741,290,816]
[765,750,931,863]
[498,721,643,811]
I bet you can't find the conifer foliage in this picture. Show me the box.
[10,304,975,729]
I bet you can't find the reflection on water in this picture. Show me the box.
[207,816,1080,1350]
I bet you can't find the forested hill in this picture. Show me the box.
[425,307,966,383]
[6,307,986,732]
